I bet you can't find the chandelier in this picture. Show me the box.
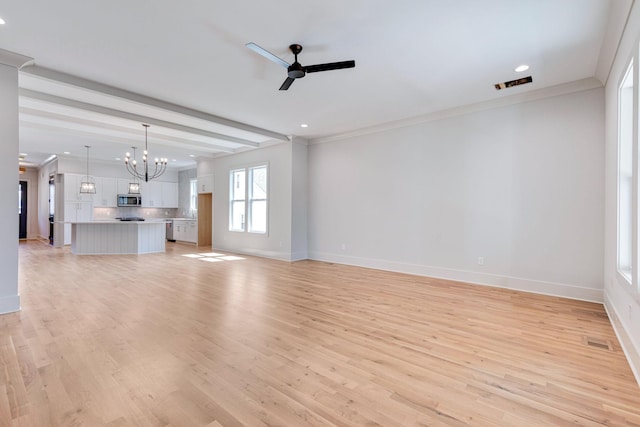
[124,124,168,183]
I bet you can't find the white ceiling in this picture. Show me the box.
[0,0,630,168]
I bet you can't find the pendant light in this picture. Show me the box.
[79,145,96,194]
[124,124,168,183]
[126,146,141,194]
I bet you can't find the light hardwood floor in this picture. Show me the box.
[1,240,639,426]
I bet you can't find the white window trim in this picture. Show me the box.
[616,52,639,294]
[228,163,269,235]
[189,178,198,213]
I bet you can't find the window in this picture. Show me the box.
[229,165,267,233]
[189,178,198,213]
[229,169,246,231]
[618,61,634,284]
[249,166,267,233]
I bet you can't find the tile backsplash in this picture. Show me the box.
[93,207,179,220]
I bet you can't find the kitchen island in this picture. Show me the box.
[69,220,168,255]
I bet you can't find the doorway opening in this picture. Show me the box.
[19,180,27,239]
[198,193,212,247]
[49,174,55,245]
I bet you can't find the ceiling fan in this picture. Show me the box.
[246,42,355,90]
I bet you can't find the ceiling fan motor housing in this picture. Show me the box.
[288,62,305,78]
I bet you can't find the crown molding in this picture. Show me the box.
[311,77,604,145]
[0,48,34,69]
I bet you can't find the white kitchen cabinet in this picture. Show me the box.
[62,173,93,244]
[174,222,184,241]
[161,182,179,208]
[186,220,197,243]
[198,174,213,194]
[63,201,93,244]
[64,173,93,202]
[173,219,197,243]
[140,181,161,207]
[94,177,118,207]
[141,181,178,207]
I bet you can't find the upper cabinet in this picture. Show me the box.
[117,178,133,195]
[94,177,118,207]
[63,173,93,202]
[198,174,213,194]
[62,173,179,209]
[161,182,179,208]
[140,181,178,208]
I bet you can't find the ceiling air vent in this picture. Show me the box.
[494,75,533,90]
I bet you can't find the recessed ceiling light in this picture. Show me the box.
[63,151,70,155]
[300,124,309,128]
[515,64,529,73]
[189,154,195,158]
[0,17,6,25]
[115,157,121,161]
[172,159,177,162]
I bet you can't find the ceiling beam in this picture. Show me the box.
[20,88,260,147]
[20,65,290,142]
[20,120,235,157]
[19,107,236,153]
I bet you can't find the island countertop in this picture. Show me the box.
[57,219,171,224]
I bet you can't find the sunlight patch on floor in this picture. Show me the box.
[182,252,246,263]
[199,257,223,263]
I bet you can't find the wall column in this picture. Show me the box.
[0,49,34,314]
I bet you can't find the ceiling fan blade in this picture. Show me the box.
[305,60,355,73]
[279,77,295,91]
[245,42,290,68]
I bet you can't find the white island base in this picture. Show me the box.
[71,221,167,255]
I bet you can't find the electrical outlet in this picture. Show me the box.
[477,257,484,266]
[341,243,346,251]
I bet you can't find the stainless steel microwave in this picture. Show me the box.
[117,194,142,207]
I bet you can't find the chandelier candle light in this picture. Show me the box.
[79,145,96,194]
[124,124,168,184]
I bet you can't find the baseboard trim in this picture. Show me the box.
[212,245,294,262]
[0,294,20,315]
[604,293,640,387]
[308,251,603,303]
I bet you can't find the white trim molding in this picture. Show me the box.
[0,48,33,69]
[308,251,604,303]
[604,292,640,386]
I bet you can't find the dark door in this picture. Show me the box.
[49,174,55,244]
[19,181,27,239]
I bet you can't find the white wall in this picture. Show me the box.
[202,142,306,261]
[604,0,640,384]
[0,63,20,313]
[308,87,604,302]
[291,139,308,261]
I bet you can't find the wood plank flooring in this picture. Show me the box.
[1,240,639,426]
